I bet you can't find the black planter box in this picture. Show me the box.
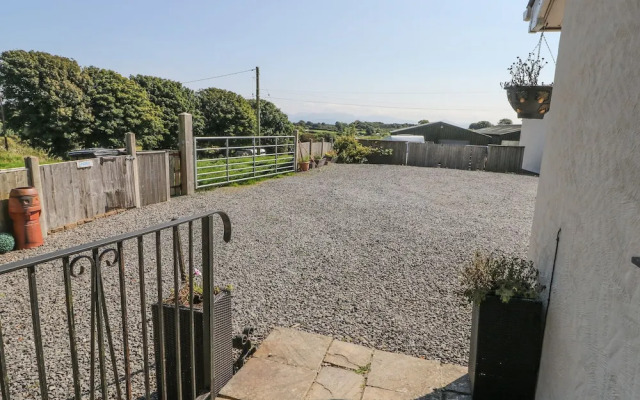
[469,296,543,400]
[151,292,233,399]
[505,85,552,119]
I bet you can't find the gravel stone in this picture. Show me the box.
[0,164,538,399]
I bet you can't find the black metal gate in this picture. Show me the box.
[0,211,232,400]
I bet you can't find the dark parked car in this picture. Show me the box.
[67,148,125,160]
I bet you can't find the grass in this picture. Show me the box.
[196,154,295,187]
[0,137,61,169]
[355,363,371,375]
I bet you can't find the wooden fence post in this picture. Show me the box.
[164,151,171,202]
[179,113,195,195]
[125,132,141,208]
[24,156,48,238]
[309,139,313,159]
[320,140,325,157]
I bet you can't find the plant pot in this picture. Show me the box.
[315,158,326,167]
[469,295,543,400]
[325,156,333,162]
[151,292,233,399]
[505,85,552,119]
[299,161,310,171]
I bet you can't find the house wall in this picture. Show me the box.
[529,1,640,399]
[520,117,548,174]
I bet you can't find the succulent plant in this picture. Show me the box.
[0,233,15,254]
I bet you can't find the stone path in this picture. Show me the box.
[216,327,471,400]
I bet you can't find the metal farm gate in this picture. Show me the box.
[193,135,296,189]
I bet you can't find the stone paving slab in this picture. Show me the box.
[305,366,364,400]
[253,327,333,371]
[218,357,316,400]
[218,327,470,400]
[323,340,373,370]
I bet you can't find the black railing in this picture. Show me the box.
[0,211,231,400]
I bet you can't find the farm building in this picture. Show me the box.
[472,124,522,145]
[390,122,493,146]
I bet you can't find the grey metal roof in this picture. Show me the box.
[472,124,522,136]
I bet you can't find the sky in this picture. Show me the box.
[1,1,560,127]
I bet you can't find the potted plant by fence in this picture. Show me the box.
[501,52,552,119]
[314,155,326,168]
[151,275,234,399]
[298,156,310,171]
[324,150,337,162]
[459,251,546,400]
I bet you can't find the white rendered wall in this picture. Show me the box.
[520,117,547,174]
[530,1,640,399]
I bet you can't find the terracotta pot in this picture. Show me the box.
[8,186,44,249]
[505,85,552,119]
[298,161,310,171]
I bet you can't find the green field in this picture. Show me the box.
[196,154,295,187]
[0,137,61,169]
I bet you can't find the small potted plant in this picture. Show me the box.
[459,250,546,400]
[324,150,337,162]
[298,156,310,171]
[315,155,327,168]
[501,52,553,119]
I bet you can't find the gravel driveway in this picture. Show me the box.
[0,164,538,399]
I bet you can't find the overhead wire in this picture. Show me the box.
[181,68,255,84]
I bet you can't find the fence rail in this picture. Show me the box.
[0,211,232,400]
[194,135,296,189]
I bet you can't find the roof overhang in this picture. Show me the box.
[524,0,565,32]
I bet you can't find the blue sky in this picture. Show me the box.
[1,1,559,127]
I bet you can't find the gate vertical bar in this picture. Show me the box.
[117,241,132,399]
[92,249,108,400]
[27,266,49,400]
[201,215,215,394]
[62,257,81,400]
[172,227,183,400]
[275,137,278,172]
[252,137,256,177]
[0,312,10,400]
[137,236,151,399]
[225,139,230,184]
[294,130,299,172]
[156,231,167,400]
[188,221,196,400]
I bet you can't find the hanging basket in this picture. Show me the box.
[505,85,553,120]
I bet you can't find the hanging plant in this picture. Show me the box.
[501,36,554,119]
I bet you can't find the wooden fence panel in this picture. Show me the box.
[358,140,406,165]
[486,145,525,173]
[0,168,29,232]
[466,146,488,170]
[138,151,170,206]
[40,156,136,230]
[168,151,181,197]
[407,143,428,166]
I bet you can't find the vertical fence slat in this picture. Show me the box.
[117,241,132,399]
[27,266,49,400]
[156,231,167,400]
[137,236,151,399]
[62,257,82,400]
[172,227,183,400]
[0,311,10,400]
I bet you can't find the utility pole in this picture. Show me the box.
[0,92,7,151]
[256,66,260,137]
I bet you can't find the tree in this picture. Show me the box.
[335,121,345,132]
[84,67,163,149]
[0,50,93,156]
[247,99,293,136]
[469,121,493,130]
[418,119,430,125]
[498,118,513,125]
[131,75,204,148]
[197,88,255,136]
